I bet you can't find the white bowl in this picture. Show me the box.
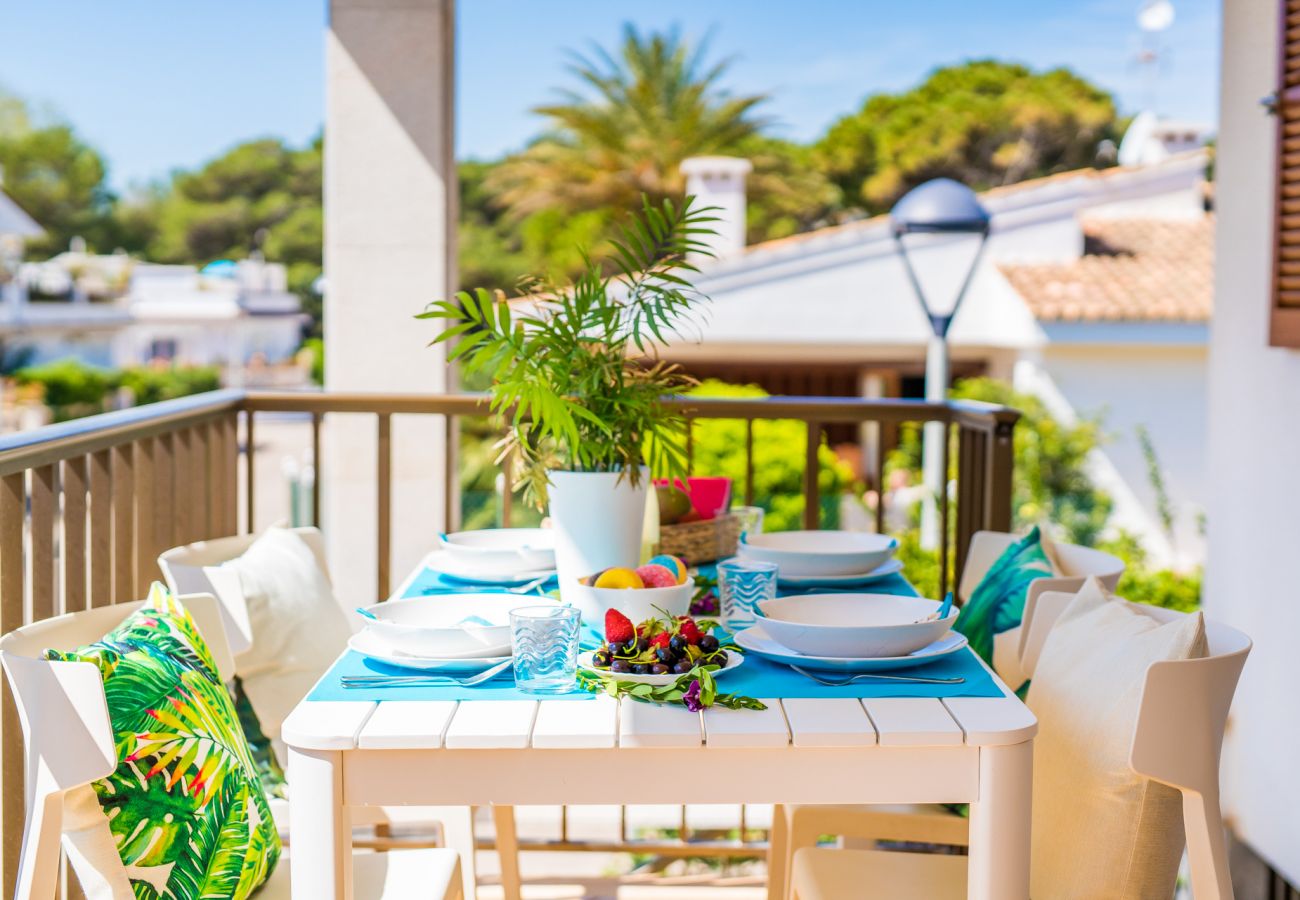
[756,593,957,658]
[738,531,897,577]
[359,593,548,658]
[565,578,694,626]
[439,528,555,573]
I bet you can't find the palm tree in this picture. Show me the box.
[490,25,770,218]
[482,24,840,278]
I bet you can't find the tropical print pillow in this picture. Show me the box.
[46,583,280,899]
[954,526,1056,669]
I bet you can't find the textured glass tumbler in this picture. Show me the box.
[733,505,765,538]
[718,559,779,631]
[510,606,581,694]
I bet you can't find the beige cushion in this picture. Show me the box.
[218,527,352,743]
[1027,577,1206,899]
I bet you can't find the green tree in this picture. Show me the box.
[487,25,838,280]
[143,136,323,335]
[0,91,117,256]
[816,60,1119,212]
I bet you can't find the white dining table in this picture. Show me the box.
[281,653,1036,900]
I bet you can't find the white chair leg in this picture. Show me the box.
[491,805,522,900]
[17,773,64,900]
[1183,789,1234,900]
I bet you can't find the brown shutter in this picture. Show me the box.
[1272,0,1300,346]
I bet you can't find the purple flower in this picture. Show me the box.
[683,678,704,712]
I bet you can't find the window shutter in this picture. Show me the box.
[1273,0,1300,346]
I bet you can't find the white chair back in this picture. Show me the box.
[1021,589,1251,900]
[156,527,331,657]
[0,594,234,899]
[957,529,1125,686]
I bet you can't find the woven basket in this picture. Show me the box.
[656,513,741,565]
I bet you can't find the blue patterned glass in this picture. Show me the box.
[509,605,581,694]
[718,559,779,631]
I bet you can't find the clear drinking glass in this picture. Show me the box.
[509,606,581,694]
[717,559,779,631]
[732,505,765,538]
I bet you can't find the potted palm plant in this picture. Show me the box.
[421,197,715,596]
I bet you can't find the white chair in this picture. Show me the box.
[787,591,1250,900]
[158,527,522,900]
[766,529,1126,900]
[0,593,462,899]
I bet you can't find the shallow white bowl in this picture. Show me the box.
[565,578,694,626]
[738,531,897,577]
[359,593,549,658]
[756,593,957,658]
[439,528,555,573]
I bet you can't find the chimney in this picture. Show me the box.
[680,156,752,260]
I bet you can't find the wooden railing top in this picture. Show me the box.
[0,389,1020,477]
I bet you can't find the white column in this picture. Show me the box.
[920,334,948,550]
[325,0,455,604]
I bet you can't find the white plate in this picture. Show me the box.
[732,624,968,673]
[578,649,744,686]
[776,558,905,588]
[738,530,897,577]
[439,528,555,571]
[755,593,957,658]
[425,550,556,586]
[348,630,512,673]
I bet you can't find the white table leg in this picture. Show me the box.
[288,747,352,900]
[967,740,1033,900]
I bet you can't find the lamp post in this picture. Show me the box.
[890,179,991,550]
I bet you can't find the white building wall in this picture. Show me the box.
[1210,0,1300,884]
[1020,335,1208,567]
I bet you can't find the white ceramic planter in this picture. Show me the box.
[547,469,648,604]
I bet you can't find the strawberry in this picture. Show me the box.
[605,609,635,646]
[680,621,704,645]
[650,632,671,650]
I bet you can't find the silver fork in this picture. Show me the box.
[342,658,513,689]
[790,665,964,686]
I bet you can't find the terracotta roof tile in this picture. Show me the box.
[997,216,1214,323]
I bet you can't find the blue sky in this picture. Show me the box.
[0,0,1219,191]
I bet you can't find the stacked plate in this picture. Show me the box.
[352,593,556,673]
[737,530,902,587]
[427,528,556,585]
[734,593,965,673]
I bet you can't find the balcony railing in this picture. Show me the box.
[0,389,1018,894]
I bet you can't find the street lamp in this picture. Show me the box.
[890,178,991,549]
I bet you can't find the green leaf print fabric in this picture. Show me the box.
[954,527,1055,668]
[46,583,280,899]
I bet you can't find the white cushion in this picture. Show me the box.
[217,527,352,742]
[1027,577,1206,899]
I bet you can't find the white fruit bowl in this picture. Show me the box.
[566,578,694,626]
[359,593,549,658]
[755,593,957,658]
[738,531,897,577]
[439,528,555,573]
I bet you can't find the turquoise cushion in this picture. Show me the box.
[955,527,1055,669]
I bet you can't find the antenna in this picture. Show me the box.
[1135,0,1175,111]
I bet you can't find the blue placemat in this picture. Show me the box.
[314,554,994,703]
[308,649,593,702]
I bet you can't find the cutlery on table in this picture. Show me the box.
[790,665,964,686]
[341,657,514,689]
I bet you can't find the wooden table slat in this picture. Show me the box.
[281,701,377,751]
[943,697,1037,746]
[444,700,537,749]
[861,698,965,747]
[702,700,790,748]
[618,700,702,748]
[531,696,618,749]
[781,698,878,747]
[357,701,458,750]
